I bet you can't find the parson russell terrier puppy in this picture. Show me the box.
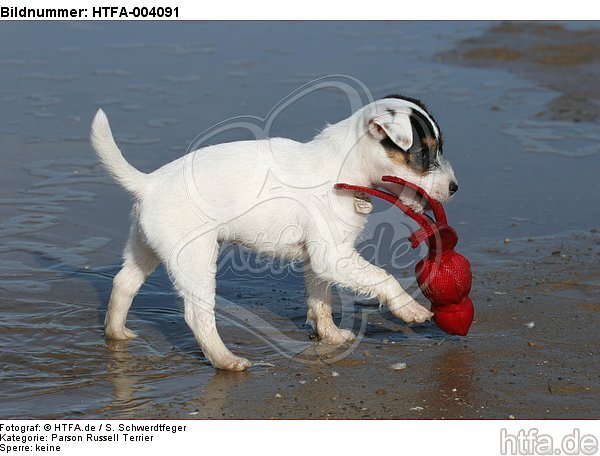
[91,94,458,371]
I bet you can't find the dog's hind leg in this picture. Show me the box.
[168,233,251,371]
[105,223,158,340]
[304,261,356,345]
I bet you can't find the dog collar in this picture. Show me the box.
[353,191,373,214]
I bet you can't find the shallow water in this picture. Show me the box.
[0,21,599,418]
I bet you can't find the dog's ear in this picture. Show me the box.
[367,108,413,151]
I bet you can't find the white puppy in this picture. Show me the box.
[91,94,458,371]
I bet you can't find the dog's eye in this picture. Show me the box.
[408,143,439,172]
[407,116,441,172]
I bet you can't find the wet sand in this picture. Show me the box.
[118,230,600,419]
[437,22,600,122]
[1,21,599,419]
[3,230,598,419]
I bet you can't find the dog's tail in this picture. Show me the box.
[90,109,149,198]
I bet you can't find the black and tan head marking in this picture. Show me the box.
[379,94,444,174]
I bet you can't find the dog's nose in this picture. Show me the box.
[449,182,458,195]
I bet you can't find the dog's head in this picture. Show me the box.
[358,95,457,209]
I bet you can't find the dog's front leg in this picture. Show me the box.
[304,261,356,344]
[307,244,432,324]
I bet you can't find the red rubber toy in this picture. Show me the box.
[334,175,474,336]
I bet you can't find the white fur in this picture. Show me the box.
[91,98,457,371]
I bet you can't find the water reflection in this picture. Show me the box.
[105,340,139,407]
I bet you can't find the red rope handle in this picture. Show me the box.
[381,176,447,225]
[334,180,451,248]
[333,182,432,230]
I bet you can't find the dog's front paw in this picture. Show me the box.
[320,327,356,345]
[213,355,252,372]
[105,325,138,340]
[388,298,433,324]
